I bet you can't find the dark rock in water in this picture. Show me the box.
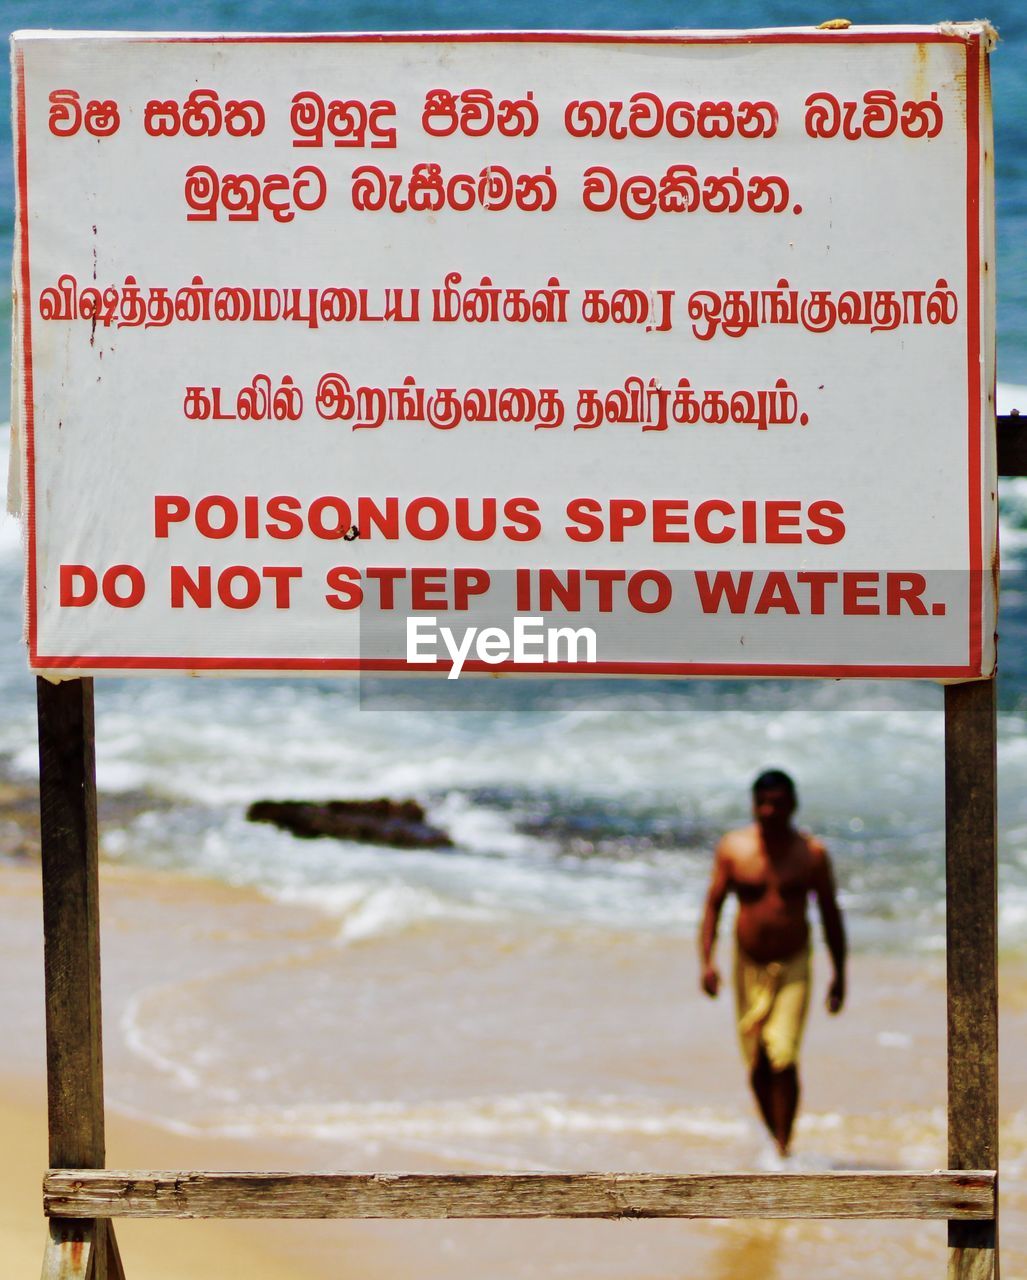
[246,798,454,850]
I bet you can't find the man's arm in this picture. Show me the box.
[812,843,847,1013]
[699,840,732,997]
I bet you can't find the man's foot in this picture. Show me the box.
[756,1144,794,1172]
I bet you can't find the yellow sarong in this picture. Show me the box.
[734,943,811,1071]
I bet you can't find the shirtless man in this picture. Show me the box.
[699,770,846,1158]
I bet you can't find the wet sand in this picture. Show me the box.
[0,1072,397,1280]
[1,857,1025,1279]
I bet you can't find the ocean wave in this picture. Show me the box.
[54,683,1027,949]
[159,1091,749,1153]
[87,687,950,810]
[274,878,499,943]
[120,982,244,1104]
[111,1092,975,1178]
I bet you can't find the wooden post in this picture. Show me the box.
[38,677,124,1280]
[946,679,999,1279]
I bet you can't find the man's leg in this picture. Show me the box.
[749,1045,777,1139]
[759,957,809,1156]
[766,1064,800,1156]
[750,1048,800,1155]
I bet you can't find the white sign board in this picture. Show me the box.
[11,25,996,678]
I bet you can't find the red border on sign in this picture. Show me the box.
[14,51,39,668]
[16,29,990,679]
[965,38,983,674]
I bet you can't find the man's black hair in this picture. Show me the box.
[752,769,797,801]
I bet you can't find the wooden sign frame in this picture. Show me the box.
[33,417,1017,1279]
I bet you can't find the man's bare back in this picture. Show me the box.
[699,770,846,1156]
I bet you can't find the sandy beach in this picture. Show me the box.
[1,855,1025,1279]
[0,1074,364,1280]
[0,863,366,1280]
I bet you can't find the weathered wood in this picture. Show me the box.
[38,677,106,1172]
[998,413,1027,476]
[43,1170,995,1221]
[945,679,1000,1279]
[103,1222,126,1280]
[41,1218,100,1280]
[949,1221,999,1280]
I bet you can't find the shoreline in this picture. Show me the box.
[2,856,1026,1279]
[0,859,384,1280]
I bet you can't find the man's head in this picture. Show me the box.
[752,769,797,833]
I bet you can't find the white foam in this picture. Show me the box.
[75,682,984,946]
[274,879,497,944]
[998,886,1027,932]
[876,1031,913,1049]
[178,1092,750,1150]
[120,983,245,1104]
[432,790,544,858]
[93,691,951,826]
[121,987,208,1096]
[998,382,1027,415]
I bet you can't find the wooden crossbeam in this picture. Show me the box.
[43,1170,996,1221]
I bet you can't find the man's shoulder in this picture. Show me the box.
[799,831,829,864]
[717,825,758,857]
